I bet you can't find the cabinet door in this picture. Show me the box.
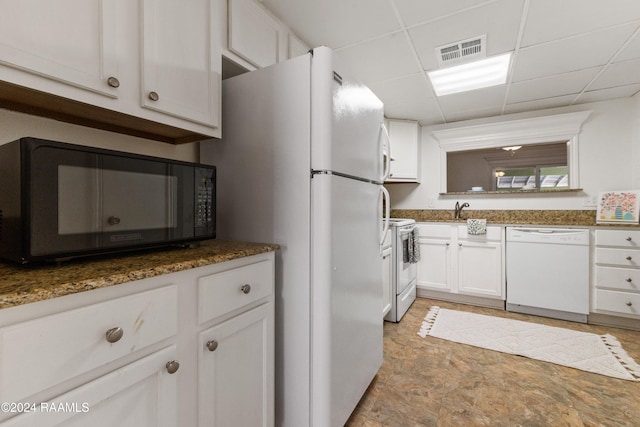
[2,346,178,427]
[141,0,220,128]
[198,303,274,427]
[458,241,503,298]
[417,238,451,291]
[0,0,119,98]
[228,0,280,68]
[382,246,393,317]
[386,120,420,183]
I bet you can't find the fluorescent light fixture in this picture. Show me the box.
[428,53,512,96]
[501,145,522,151]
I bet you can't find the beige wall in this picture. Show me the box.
[0,109,199,162]
[388,97,637,211]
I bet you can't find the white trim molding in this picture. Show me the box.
[433,111,591,193]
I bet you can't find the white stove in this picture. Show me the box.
[384,218,417,322]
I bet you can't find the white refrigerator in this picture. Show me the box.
[200,47,389,426]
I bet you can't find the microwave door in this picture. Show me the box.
[57,165,101,235]
[102,169,178,231]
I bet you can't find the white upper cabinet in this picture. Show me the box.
[228,0,280,68]
[386,120,421,183]
[141,0,220,128]
[0,0,119,98]
[0,0,222,142]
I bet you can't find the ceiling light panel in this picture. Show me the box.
[428,53,512,96]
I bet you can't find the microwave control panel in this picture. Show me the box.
[195,166,215,237]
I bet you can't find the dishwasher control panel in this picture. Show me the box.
[507,227,589,245]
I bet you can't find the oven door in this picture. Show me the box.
[396,225,417,295]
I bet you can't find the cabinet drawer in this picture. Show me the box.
[457,225,502,241]
[595,289,640,317]
[417,224,450,239]
[595,229,640,247]
[0,285,177,404]
[595,247,640,267]
[198,259,274,324]
[595,266,640,291]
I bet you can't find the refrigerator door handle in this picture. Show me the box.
[381,123,391,181]
[380,186,390,245]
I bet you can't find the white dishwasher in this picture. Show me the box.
[506,227,590,323]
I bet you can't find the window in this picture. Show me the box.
[495,165,569,191]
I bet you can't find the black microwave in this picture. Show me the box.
[0,137,215,263]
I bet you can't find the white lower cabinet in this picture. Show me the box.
[3,346,178,427]
[417,223,505,300]
[0,252,275,426]
[198,303,274,426]
[594,229,640,319]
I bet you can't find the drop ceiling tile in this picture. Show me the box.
[259,0,399,48]
[437,85,507,113]
[386,98,444,126]
[512,23,638,82]
[588,58,640,91]
[575,83,640,104]
[393,0,493,28]
[368,73,434,102]
[507,68,600,104]
[521,0,640,47]
[408,0,524,71]
[503,94,578,115]
[615,32,640,62]
[336,32,419,85]
[368,74,441,125]
[443,105,504,123]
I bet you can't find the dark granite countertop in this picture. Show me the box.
[389,209,640,227]
[0,240,279,309]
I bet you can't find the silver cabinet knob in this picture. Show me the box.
[107,76,120,88]
[166,360,180,374]
[627,256,633,261]
[107,216,121,226]
[206,340,219,352]
[627,278,633,283]
[148,91,159,101]
[627,237,633,242]
[458,243,462,247]
[626,301,633,307]
[105,327,124,343]
[240,284,251,294]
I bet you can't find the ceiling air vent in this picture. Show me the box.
[435,35,486,67]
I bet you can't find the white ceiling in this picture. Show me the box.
[258,0,640,126]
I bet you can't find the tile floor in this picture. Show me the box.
[346,297,640,427]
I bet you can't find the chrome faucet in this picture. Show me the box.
[454,201,469,219]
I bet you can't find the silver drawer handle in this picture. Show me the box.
[626,301,633,307]
[166,360,180,374]
[240,284,251,294]
[627,256,633,261]
[105,327,124,343]
[206,340,219,352]
[627,237,633,242]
